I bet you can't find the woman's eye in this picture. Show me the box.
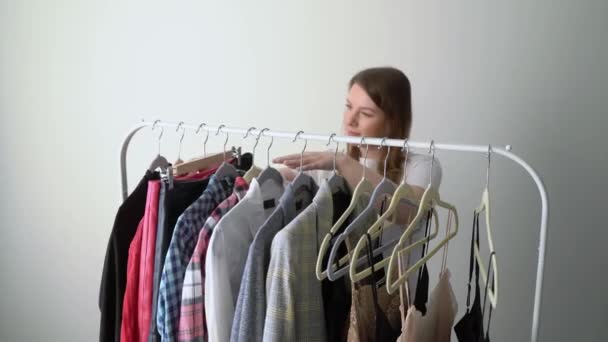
[345,104,352,110]
[361,112,373,118]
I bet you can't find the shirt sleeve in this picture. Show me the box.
[263,232,296,342]
[205,226,236,342]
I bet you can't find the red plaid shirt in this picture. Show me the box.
[178,177,249,341]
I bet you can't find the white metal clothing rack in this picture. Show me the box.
[119,120,549,342]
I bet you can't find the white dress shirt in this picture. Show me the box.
[205,178,284,342]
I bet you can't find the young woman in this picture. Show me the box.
[275,67,445,338]
[274,66,442,213]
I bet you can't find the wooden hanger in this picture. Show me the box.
[172,123,224,176]
[385,141,459,294]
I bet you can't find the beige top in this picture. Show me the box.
[398,269,458,342]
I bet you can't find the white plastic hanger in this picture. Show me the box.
[255,128,285,187]
[385,141,459,294]
[349,139,428,282]
[474,146,498,308]
[213,124,239,179]
[242,126,262,182]
[315,137,373,280]
[326,139,418,281]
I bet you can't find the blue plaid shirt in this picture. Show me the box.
[156,175,236,341]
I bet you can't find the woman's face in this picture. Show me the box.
[343,83,387,139]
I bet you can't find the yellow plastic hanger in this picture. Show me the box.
[385,141,459,294]
[474,146,498,308]
[315,137,374,280]
[326,139,419,281]
[348,139,427,282]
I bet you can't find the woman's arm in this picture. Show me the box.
[335,154,425,224]
[274,151,425,224]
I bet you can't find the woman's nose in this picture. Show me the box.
[345,110,358,127]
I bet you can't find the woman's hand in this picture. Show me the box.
[273,151,347,171]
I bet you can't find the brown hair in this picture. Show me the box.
[346,67,412,183]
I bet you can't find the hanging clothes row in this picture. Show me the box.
[101,125,498,342]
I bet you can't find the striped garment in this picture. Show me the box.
[156,175,236,342]
[177,177,249,342]
[262,180,334,342]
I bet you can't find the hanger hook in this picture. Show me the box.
[327,133,338,174]
[486,145,492,189]
[196,123,209,157]
[401,138,410,184]
[215,124,225,136]
[176,122,186,160]
[379,138,389,179]
[256,128,271,167]
[428,140,436,187]
[293,131,306,171]
[195,123,206,135]
[216,124,228,161]
[326,133,336,147]
[152,122,164,156]
[292,130,304,142]
[358,136,369,179]
[152,119,161,131]
[244,126,256,139]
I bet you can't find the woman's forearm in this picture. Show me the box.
[336,154,423,225]
[336,154,383,190]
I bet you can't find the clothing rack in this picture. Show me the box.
[119,120,549,342]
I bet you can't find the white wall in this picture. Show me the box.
[1,1,606,341]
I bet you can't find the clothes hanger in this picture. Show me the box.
[349,139,432,282]
[385,140,459,294]
[316,137,374,281]
[172,123,226,176]
[288,130,315,193]
[359,138,419,235]
[148,120,171,172]
[473,146,498,308]
[242,127,263,182]
[213,124,239,179]
[148,120,174,187]
[255,128,285,187]
[326,138,416,281]
[325,133,349,194]
[173,121,186,166]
